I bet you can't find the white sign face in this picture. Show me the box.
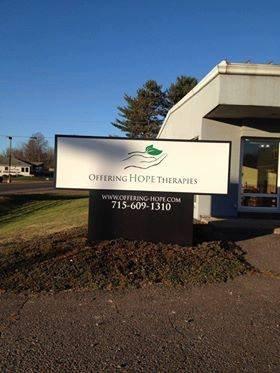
[55,136,230,194]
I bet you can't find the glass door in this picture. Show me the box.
[239,138,279,211]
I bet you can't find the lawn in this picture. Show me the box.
[0,193,89,244]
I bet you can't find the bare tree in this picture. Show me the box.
[13,133,54,168]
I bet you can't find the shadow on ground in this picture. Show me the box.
[194,218,280,243]
[0,193,89,217]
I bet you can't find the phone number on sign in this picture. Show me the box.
[111,201,172,211]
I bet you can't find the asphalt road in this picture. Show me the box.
[0,180,54,195]
[0,273,279,372]
[0,234,280,372]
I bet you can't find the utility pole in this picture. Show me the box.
[8,136,12,183]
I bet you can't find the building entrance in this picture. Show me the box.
[239,138,280,212]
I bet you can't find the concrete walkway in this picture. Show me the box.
[239,234,280,275]
[207,218,280,275]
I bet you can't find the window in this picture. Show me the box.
[26,167,29,172]
[241,139,278,194]
[240,138,279,209]
[5,167,8,171]
[21,167,24,172]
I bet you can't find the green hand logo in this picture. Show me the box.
[122,144,167,170]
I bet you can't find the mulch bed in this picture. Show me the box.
[0,227,253,293]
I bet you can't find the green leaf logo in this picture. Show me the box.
[145,144,163,156]
[122,144,167,169]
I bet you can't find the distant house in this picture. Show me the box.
[0,158,32,177]
[0,157,54,178]
[21,160,44,176]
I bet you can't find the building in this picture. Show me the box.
[19,160,44,176]
[158,61,280,219]
[0,158,32,177]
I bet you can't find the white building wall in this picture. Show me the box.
[158,76,221,140]
[0,165,31,177]
[199,119,242,217]
[219,75,280,107]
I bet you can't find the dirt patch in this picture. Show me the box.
[0,227,252,293]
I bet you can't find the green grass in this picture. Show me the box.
[0,193,88,243]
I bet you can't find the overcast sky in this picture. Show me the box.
[1,0,279,150]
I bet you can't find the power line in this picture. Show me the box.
[0,135,53,139]
[0,120,159,125]
[0,135,36,138]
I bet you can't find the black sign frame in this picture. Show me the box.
[54,135,232,196]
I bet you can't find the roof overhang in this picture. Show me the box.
[165,60,280,117]
[158,61,280,137]
[206,104,280,120]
